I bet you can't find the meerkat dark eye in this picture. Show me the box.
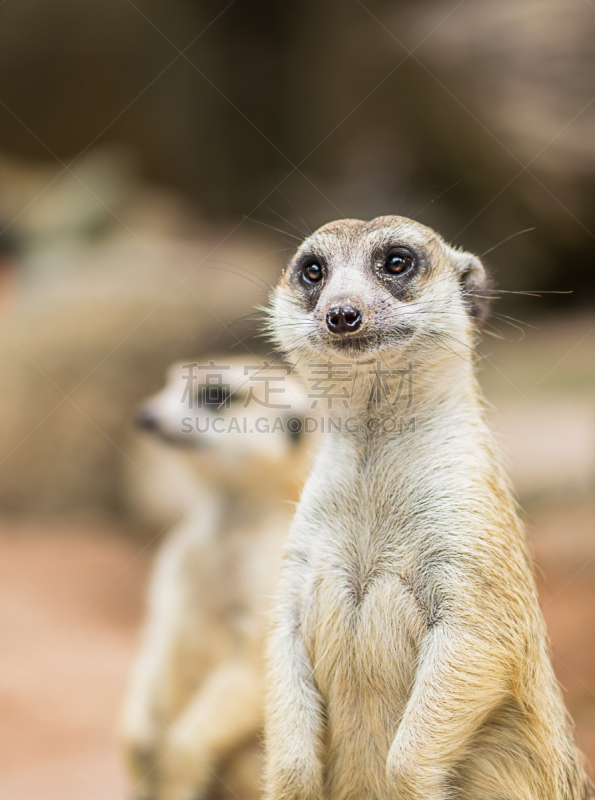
[198,385,231,408]
[301,261,323,284]
[383,248,415,276]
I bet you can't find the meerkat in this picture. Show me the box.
[263,216,592,800]
[120,357,314,800]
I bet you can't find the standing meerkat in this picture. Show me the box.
[263,216,591,800]
[121,357,314,800]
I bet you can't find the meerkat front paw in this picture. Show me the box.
[386,749,448,800]
[158,737,214,800]
[264,758,324,800]
[122,741,160,800]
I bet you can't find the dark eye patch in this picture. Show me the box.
[286,415,304,444]
[291,253,326,311]
[196,384,233,409]
[374,243,425,300]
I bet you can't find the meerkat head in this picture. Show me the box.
[267,215,490,368]
[134,356,310,482]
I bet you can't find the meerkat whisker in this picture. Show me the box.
[267,207,310,238]
[412,180,462,218]
[272,185,313,235]
[253,247,293,262]
[243,215,302,242]
[478,227,536,258]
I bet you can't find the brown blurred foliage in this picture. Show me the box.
[0,0,593,303]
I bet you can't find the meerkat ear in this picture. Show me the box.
[449,247,492,323]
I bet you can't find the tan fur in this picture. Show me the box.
[263,216,591,800]
[120,357,315,800]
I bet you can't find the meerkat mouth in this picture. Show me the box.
[326,326,413,355]
[151,427,200,449]
[328,335,375,354]
[323,337,385,367]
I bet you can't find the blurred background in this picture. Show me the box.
[0,0,593,797]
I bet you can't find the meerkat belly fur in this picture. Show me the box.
[120,357,313,800]
[263,216,591,800]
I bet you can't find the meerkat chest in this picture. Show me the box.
[296,441,435,694]
[182,508,287,653]
[301,517,428,708]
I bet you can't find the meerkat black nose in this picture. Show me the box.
[135,406,158,431]
[326,305,362,334]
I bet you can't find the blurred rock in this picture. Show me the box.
[414,0,595,179]
[0,151,277,519]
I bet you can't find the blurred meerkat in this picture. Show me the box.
[121,357,314,800]
[263,216,591,800]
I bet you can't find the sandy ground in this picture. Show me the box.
[0,507,593,800]
[0,522,151,800]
